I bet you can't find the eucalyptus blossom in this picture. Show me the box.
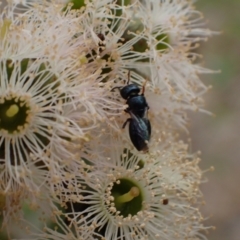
[0,0,216,239]
[54,138,210,240]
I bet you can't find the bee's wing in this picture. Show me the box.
[142,106,149,118]
[129,113,150,151]
[139,107,151,138]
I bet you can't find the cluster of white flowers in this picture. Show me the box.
[0,0,215,239]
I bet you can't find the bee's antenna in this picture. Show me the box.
[141,78,148,95]
[126,71,131,85]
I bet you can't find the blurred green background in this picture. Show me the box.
[190,1,240,239]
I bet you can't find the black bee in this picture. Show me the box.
[113,72,151,152]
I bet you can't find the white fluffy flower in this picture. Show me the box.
[0,1,216,239]
[125,0,216,128]
[15,214,99,240]
[0,2,128,193]
[71,0,215,134]
[57,138,210,240]
[0,6,85,192]
[0,162,55,233]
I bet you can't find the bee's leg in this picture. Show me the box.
[122,118,131,129]
[111,86,122,92]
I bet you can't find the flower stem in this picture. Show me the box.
[115,186,140,205]
[6,104,19,117]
